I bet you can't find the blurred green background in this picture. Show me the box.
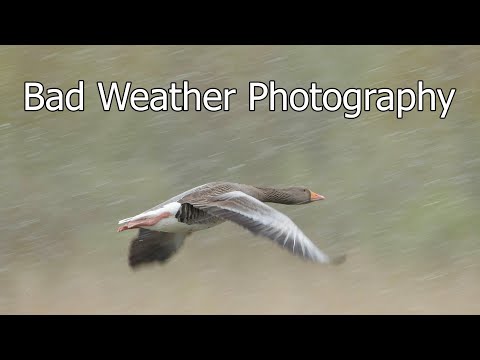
[1,45,479,314]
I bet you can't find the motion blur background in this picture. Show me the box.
[1,45,479,314]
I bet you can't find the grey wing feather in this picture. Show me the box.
[128,228,186,269]
[187,191,346,265]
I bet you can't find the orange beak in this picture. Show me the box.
[310,191,325,201]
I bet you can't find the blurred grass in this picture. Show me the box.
[0,45,479,314]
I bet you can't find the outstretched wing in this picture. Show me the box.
[128,228,186,269]
[186,191,345,265]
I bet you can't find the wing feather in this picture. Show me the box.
[128,228,186,269]
[187,191,345,265]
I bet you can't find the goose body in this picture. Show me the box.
[117,181,346,269]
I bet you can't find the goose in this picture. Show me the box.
[117,182,346,269]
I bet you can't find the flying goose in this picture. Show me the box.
[117,182,346,269]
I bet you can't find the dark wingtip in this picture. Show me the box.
[330,254,347,265]
[128,250,170,270]
[127,229,186,271]
[128,256,144,270]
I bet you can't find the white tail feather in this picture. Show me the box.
[118,202,182,225]
[118,217,134,225]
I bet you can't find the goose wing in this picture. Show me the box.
[128,228,186,269]
[185,191,345,265]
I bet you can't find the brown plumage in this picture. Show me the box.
[117,182,346,269]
